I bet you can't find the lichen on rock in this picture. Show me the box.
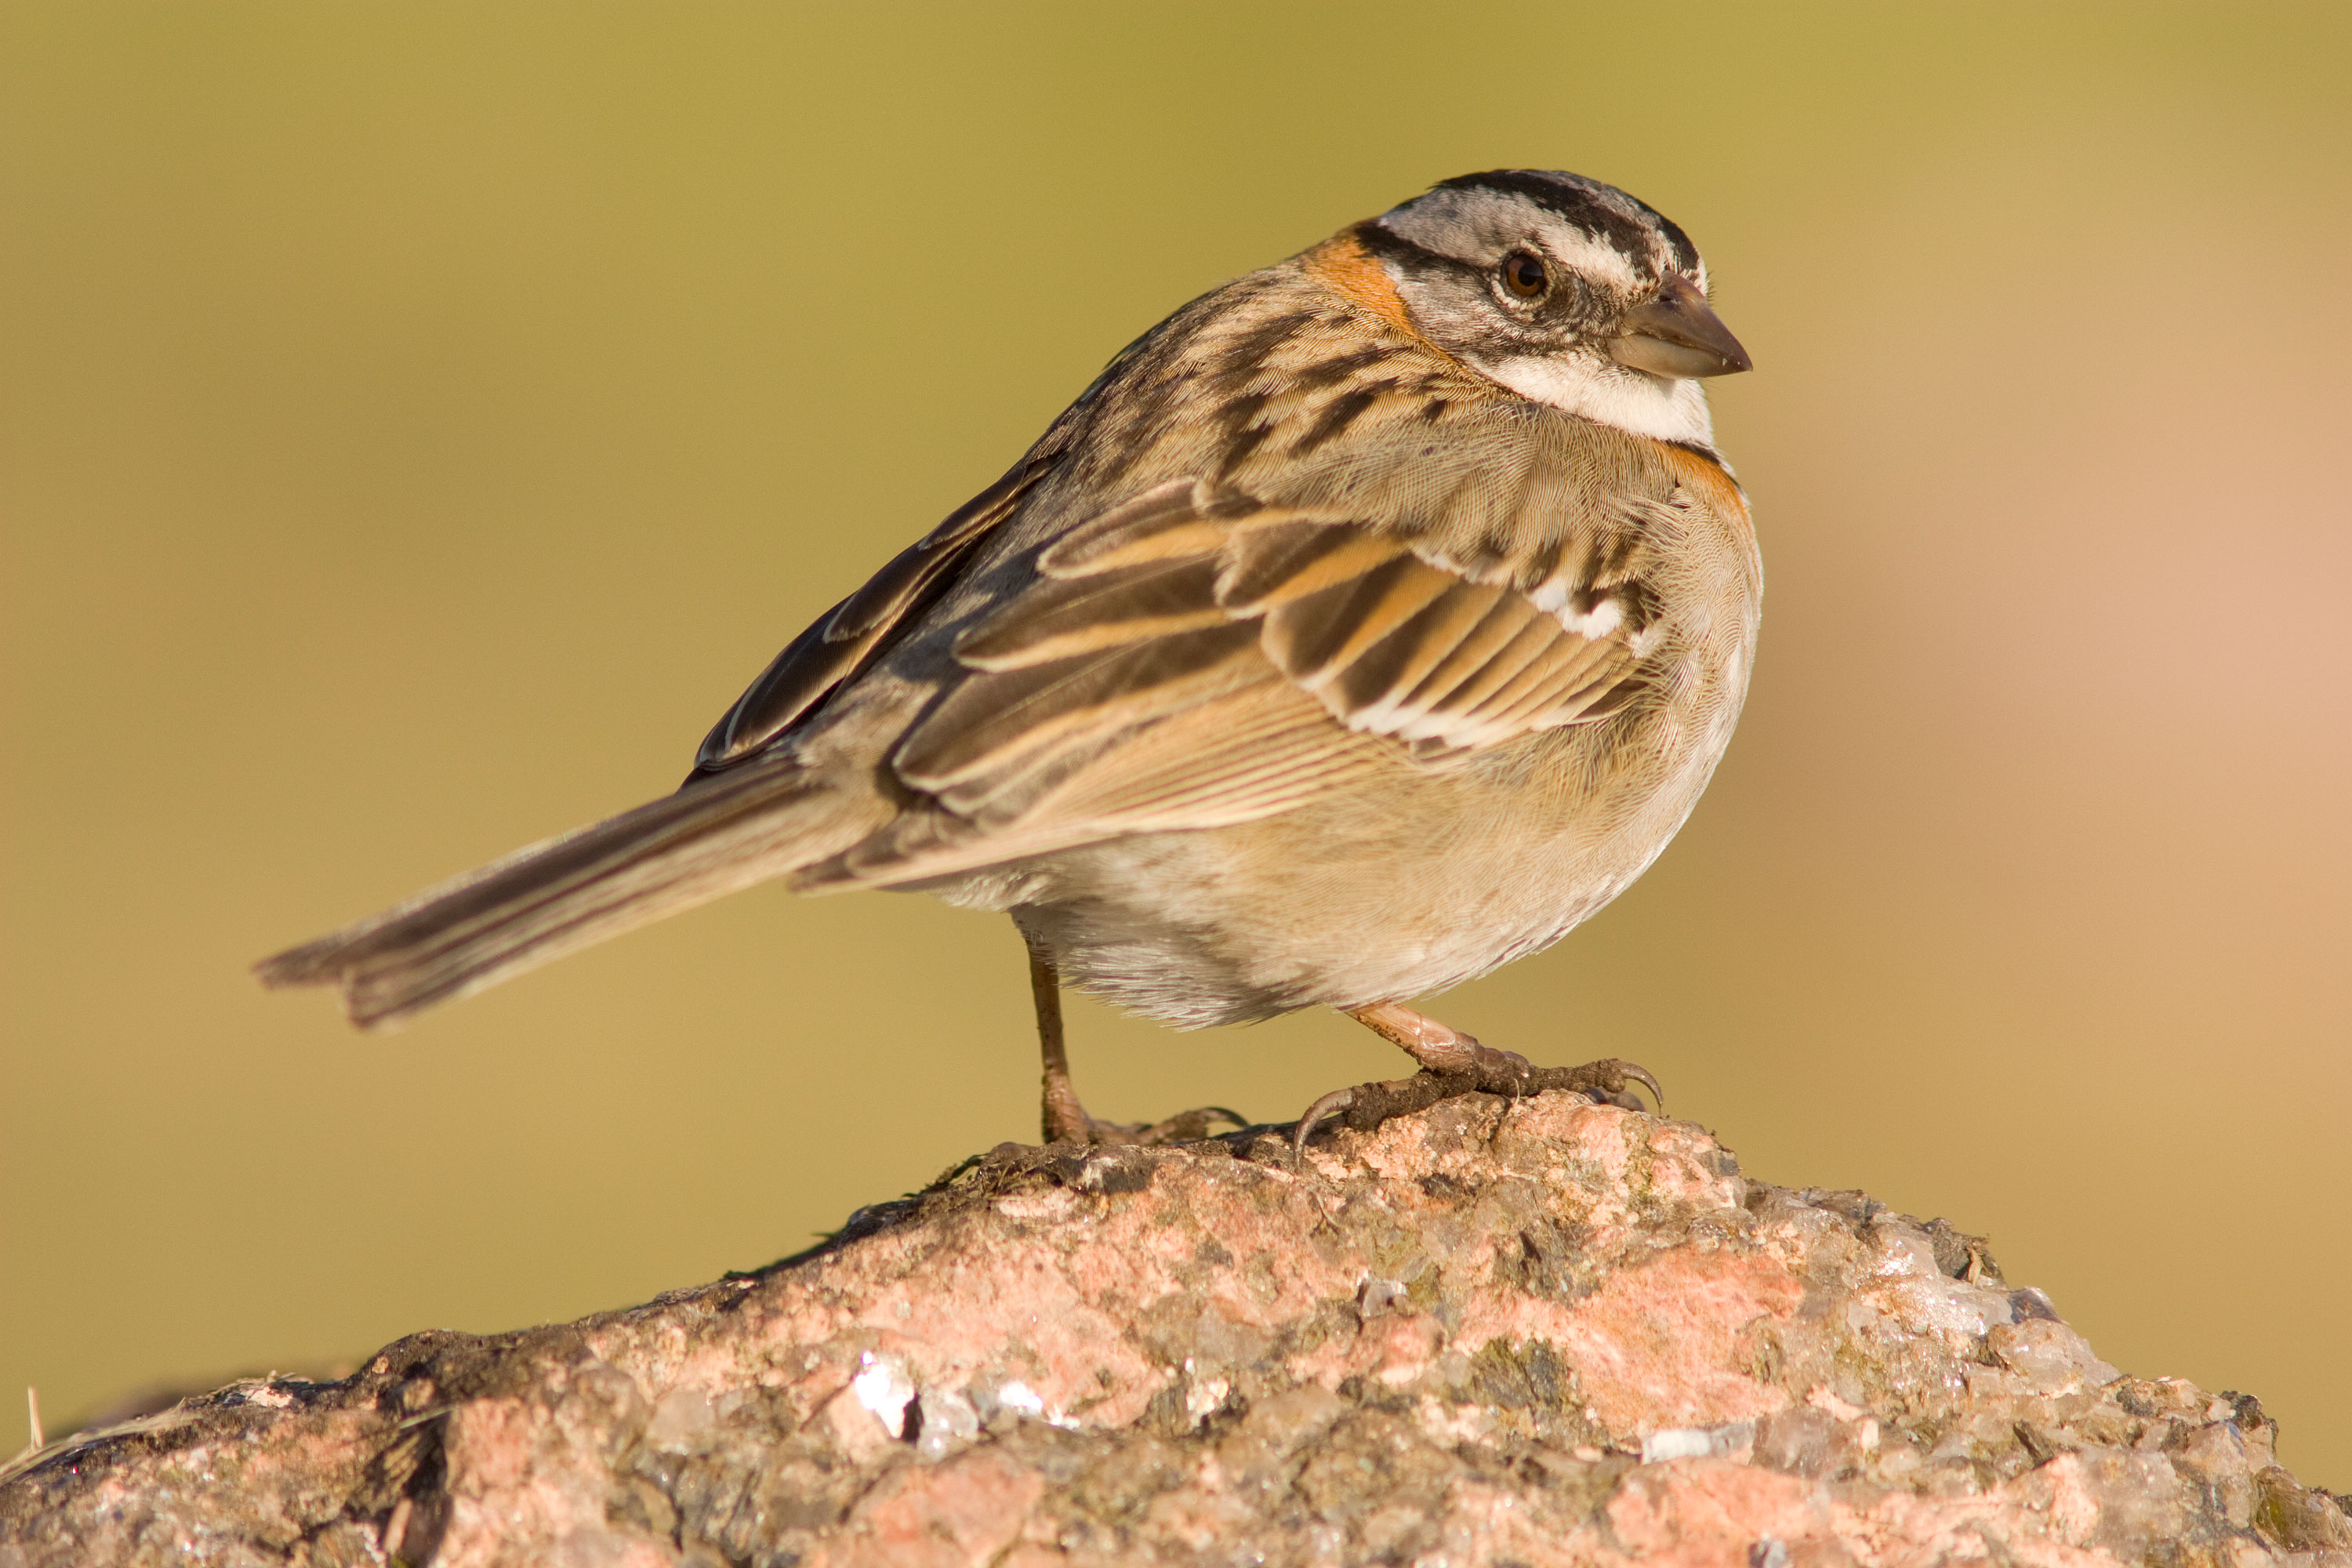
[3,1093,2346,1567]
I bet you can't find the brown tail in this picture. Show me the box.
[256,756,875,1029]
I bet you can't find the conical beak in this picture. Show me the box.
[1608,273,1752,379]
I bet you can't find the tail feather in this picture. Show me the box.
[256,757,872,1029]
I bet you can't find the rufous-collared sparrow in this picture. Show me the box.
[260,169,1758,1150]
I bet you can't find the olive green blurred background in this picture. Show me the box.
[5,2,2348,1477]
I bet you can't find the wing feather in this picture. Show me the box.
[692,453,1058,772]
[1387,594,1553,716]
[800,681,1392,890]
[1217,521,1408,611]
[1323,581,1511,718]
[1393,604,1563,730]
[1036,478,1218,575]
[978,681,1393,840]
[896,621,1265,804]
[739,415,1693,887]
[1262,556,1460,682]
[954,557,1228,669]
[867,487,1655,874]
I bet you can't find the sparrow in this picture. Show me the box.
[259,169,1759,1151]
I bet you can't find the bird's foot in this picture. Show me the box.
[1046,1104,1250,1148]
[1290,1053,1661,1163]
[1134,1105,1252,1144]
[1033,942,1247,1146]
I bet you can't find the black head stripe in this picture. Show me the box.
[1428,169,1696,275]
[1351,218,1463,277]
[1635,207,1700,276]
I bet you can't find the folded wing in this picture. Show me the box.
[800,474,1658,886]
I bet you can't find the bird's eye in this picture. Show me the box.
[1498,249,1550,301]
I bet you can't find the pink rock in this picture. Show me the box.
[3,1094,2345,1566]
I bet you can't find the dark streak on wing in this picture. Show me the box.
[1288,385,1386,457]
[891,481,1652,836]
[1289,345,1406,392]
[1217,422,1276,476]
[896,620,1266,809]
[1213,310,1323,390]
[953,557,1228,667]
[688,451,1062,777]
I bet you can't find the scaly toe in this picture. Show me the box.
[1459,1042,1541,1097]
[1530,1057,1663,1112]
[1135,1105,1250,1145]
[1290,1057,1668,1158]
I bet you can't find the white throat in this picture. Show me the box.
[1475,353,1718,447]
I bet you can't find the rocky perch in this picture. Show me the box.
[3,1093,2347,1567]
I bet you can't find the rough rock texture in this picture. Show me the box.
[4,1093,2347,1567]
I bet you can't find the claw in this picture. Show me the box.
[1517,1056,1661,1114]
[1288,1054,1668,1167]
[1290,1086,1358,1167]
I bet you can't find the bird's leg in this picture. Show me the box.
[1025,937,1248,1147]
[1347,1000,1537,1083]
[1292,1000,1662,1160]
[1029,944,1096,1145]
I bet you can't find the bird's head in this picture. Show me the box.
[1356,169,1749,446]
